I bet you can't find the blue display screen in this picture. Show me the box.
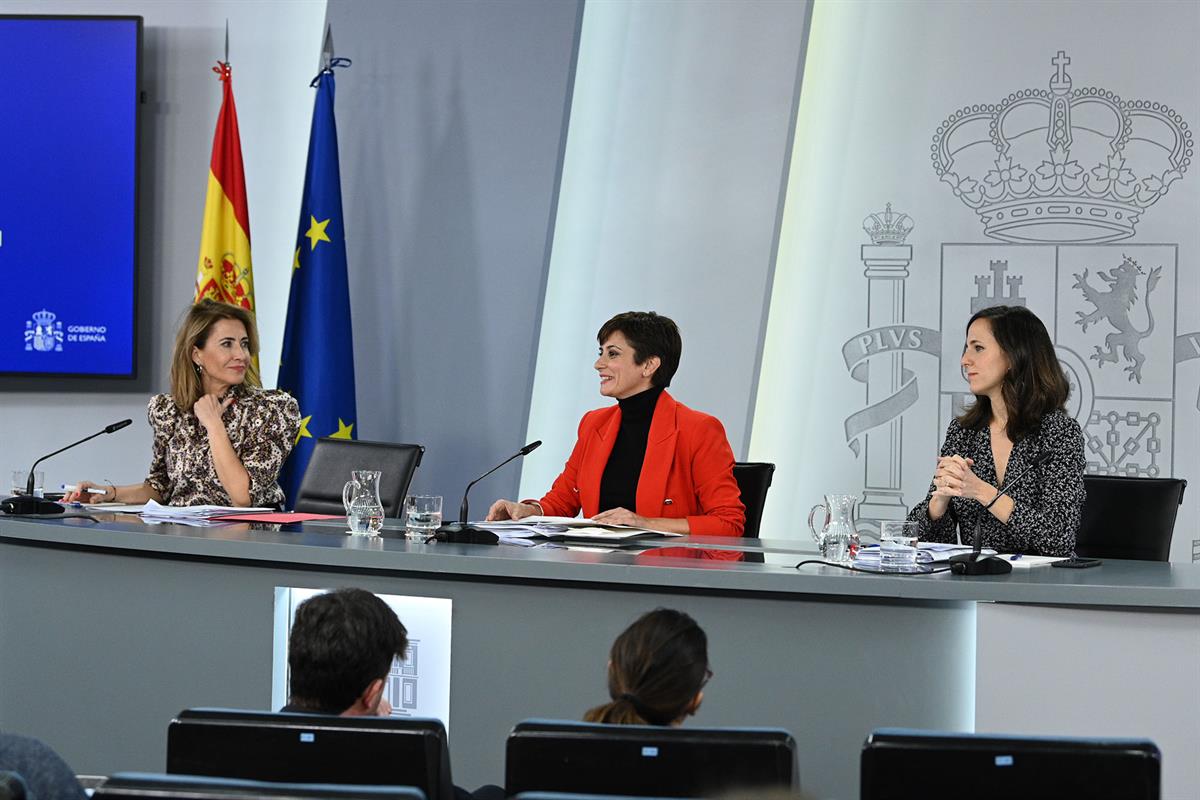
[0,17,140,377]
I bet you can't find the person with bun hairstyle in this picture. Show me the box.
[64,300,300,508]
[584,608,710,727]
[908,305,1085,556]
[487,311,745,540]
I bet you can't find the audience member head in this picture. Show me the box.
[0,733,86,800]
[286,588,408,716]
[597,311,683,389]
[584,608,710,726]
[957,304,1069,440]
[170,299,262,409]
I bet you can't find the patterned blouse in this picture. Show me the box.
[907,409,1086,557]
[144,385,301,508]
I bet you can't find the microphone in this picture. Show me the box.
[950,450,1054,575]
[2,419,134,515]
[433,440,542,545]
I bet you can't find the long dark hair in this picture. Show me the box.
[957,305,1069,441]
[583,608,709,726]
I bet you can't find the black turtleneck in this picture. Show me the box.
[599,386,664,513]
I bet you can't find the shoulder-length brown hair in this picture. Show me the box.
[169,299,262,411]
[957,305,1069,441]
[583,608,709,726]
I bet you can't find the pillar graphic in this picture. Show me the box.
[858,204,914,527]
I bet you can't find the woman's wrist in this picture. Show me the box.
[928,495,948,520]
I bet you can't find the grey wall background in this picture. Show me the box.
[519,0,811,501]
[326,0,582,505]
[0,0,325,490]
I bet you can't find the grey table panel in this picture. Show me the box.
[1,516,976,800]
[3,516,1200,800]
[2,516,1200,608]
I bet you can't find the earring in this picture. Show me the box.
[194,363,202,376]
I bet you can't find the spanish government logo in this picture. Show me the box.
[24,309,64,353]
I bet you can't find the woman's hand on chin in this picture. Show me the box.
[194,393,234,432]
[592,507,649,528]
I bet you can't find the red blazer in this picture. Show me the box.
[531,391,745,537]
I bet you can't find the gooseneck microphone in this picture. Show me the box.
[2,419,134,515]
[949,450,1054,575]
[433,440,542,544]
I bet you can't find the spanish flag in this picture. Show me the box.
[195,61,255,315]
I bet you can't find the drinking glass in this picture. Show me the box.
[404,495,443,540]
[879,520,919,571]
[11,470,44,498]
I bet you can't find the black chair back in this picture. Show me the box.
[1075,476,1186,561]
[167,709,451,800]
[732,462,775,540]
[862,728,1160,799]
[505,718,796,798]
[293,438,424,516]
[97,773,426,800]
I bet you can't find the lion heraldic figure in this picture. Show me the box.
[1072,255,1162,383]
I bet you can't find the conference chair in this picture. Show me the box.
[505,719,796,798]
[167,709,452,800]
[733,462,775,564]
[861,728,1160,799]
[293,438,425,517]
[1074,476,1187,561]
[96,773,426,800]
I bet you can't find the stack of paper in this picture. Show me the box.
[853,542,997,569]
[137,499,274,526]
[477,517,683,544]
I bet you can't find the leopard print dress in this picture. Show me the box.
[144,384,300,508]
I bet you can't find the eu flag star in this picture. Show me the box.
[329,418,354,439]
[295,414,313,445]
[293,246,301,271]
[305,215,332,251]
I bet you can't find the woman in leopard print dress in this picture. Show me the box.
[64,300,299,508]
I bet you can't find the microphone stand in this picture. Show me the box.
[949,451,1052,576]
[433,440,542,544]
[3,419,134,515]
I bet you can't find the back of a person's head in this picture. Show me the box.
[0,733,86,800]
[584,608,709,726]
[287,588,408,714]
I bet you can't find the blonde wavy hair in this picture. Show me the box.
[169,299,262,411]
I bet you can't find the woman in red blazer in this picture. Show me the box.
[487,311,745,537]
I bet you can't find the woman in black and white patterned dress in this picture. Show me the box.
[908,305,1085,556]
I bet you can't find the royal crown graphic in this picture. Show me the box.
[31,309,56,329]
[931,51,1192,243]
[862,202,914,245]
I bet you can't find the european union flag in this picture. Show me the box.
[277,66,356,508]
